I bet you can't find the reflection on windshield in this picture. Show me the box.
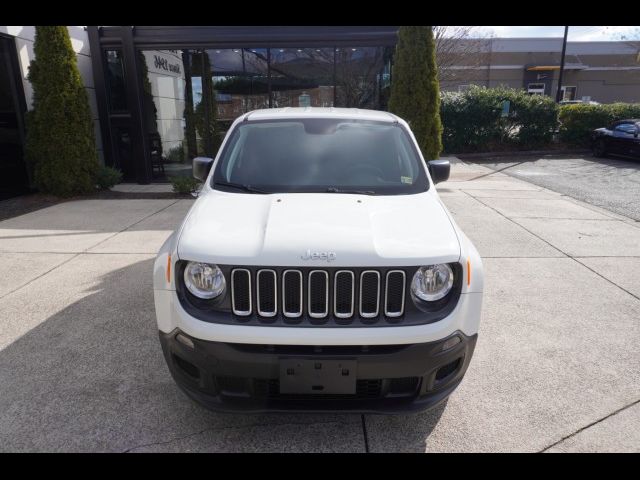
[212,118,428,195]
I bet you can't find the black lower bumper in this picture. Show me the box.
[159,330,477,414]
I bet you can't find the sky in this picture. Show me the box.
[474,26,639,41]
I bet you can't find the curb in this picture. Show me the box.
[453,149,591,159]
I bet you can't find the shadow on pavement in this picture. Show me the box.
[365,399,448,452]
[0,258,359,452]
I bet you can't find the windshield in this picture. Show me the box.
[211,118,429,195]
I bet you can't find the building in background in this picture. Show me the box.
[2,26,640,195]
[0,26,397,191]
[0,26,101,198]
[440,38,640,103]
[90,26,397,184]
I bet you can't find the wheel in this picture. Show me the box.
[592,138,607,158]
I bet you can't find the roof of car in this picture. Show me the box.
[243,107,400,123]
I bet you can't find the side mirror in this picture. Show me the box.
[193,157,214,182]
[427,159,450,185]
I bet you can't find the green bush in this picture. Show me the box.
[25,26,99,197]
[389,26,443,160]
[559,103,640,146]
[170,176,201,195]
[440,86,558,153]
[166,144,185,163]
[512,92,559,147]
[440,89,502,152]
[95,165,123,190]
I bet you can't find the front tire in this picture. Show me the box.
[592,138,607,158]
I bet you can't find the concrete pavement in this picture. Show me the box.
[0,162,638,452]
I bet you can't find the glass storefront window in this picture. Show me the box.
[209,48,270,122]
[105,50,127,112]
[138,49,189,178]
[270,48,335,108]
[127,44,394,181]
[335,46,390,109]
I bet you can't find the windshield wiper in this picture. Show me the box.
[326,187,376,195]
[213,181,269,194]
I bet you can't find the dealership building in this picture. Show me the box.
[1,26,639,198]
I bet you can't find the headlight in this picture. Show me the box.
[183,262,226,299]
[411,264,454,302]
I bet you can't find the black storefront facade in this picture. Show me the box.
[87,26,400,184]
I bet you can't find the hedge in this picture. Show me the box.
[440,86,558,153]
[558,103,640,146]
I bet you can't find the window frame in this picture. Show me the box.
[561,85,577,101]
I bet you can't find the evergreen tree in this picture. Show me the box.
[194,51,220,158]
[182,50,198,160]
[388,26,443,160]
[25,26,99,196]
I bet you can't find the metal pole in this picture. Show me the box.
[555,26,569,103]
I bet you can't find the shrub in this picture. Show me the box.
[440,89,502,152]
[95,166,123,190]
[166,144,185,163]
[559,103,640,146]
[389,26,443,160]
[170,176,201,195]
[511,92,559,147]
[25,26,99,197]
[440,86,558,153]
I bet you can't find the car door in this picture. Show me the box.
[632,124,640,157]
[610,123,636,156]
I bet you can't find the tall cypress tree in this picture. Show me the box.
[182,50,198,160]
[195,51,219,158]
[25,26,99,196]
[388,26,443,160]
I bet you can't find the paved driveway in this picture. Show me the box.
[0,163,639,452]
[467,154,640,221]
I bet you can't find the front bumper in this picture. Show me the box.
[160,329,477,413]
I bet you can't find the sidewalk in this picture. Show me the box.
[0,161,638,452]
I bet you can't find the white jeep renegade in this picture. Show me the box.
[153,108,483,413]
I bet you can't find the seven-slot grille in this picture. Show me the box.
[231,268,407,324]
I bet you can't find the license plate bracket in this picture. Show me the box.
[279,358,357,395]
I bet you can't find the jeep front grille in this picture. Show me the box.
[231,269,251,316]
[359,271,380,318]
[334,270,355,318]
[282,270,303,318]
[230,267,406,325]
[308,270,329,318]
[384,270,406,317]
[177,262,463,327]
[256,269,277,317]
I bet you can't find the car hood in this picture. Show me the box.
[177,190,461,267]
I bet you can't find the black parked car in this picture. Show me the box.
[591,119,640,159]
